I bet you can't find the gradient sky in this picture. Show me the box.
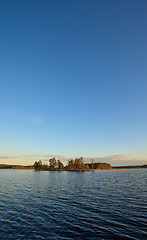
[0,0,147,166]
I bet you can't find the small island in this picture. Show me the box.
[1,160,147,171]
[33,157,112,171]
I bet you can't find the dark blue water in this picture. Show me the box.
[0,169,146,239]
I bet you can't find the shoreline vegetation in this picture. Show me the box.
[34,157,112,171]
[0,157,146,171]
[0,164,34,169]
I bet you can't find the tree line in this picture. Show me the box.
[34,157,112,171]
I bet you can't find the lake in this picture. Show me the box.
[0,169,146,239]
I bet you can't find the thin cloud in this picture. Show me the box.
[0,156,19,159]
[0,154,146,166]
[87,154,131,160]
[24,154,66,159]
[84,154,142,163]
[24,154,44,158]
[26,114,45,124]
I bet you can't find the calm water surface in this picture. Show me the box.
[0,169,146,239]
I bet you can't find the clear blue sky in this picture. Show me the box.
[0,0,147,166]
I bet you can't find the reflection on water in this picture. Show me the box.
[0,169,146,239]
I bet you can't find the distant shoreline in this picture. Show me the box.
[0,168,147,172]
[0,164,34,169]
[0,163,147,171]
[112,164,147,169]
[100,168,147,171]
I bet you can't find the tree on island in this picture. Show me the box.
[57,160,64,170]
[33,157,112,171]
[48,158,64,170]
[67,159,75,171]
[34,160,43,170]
[49,158,57,169]
[66,157,89,171]
[74,157,85,171]
[87,162,112,169]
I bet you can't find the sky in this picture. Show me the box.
[0,0,147,166]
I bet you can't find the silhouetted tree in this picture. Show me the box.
[49,158,57,169]
[57,160,64,170]
[87,162,112,169]
[74,157,85,171]
[34,160,43,170]
[92,159,94,170]
[67,157,85,171]
[85,164,90,170]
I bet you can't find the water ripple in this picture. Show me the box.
[0,169,146,239]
